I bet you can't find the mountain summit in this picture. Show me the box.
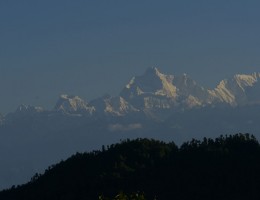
[121,67,177,99]
[209,73,260,105]
[121,67,208,109]
[54,94,95,114]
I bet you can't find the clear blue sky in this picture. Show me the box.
[1,0,260,113]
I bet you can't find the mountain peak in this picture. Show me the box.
[233,73,259,88]
[54,94,95,114]
[121,67,177,100]
[144,67,161,75]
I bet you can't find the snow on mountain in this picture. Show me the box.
[209,73,260,106]
[120,67,179,109]
[234,73,260,89]
[3,104,45,124]
[121,67,178,99]
[45,71,260,115]
[121,68,260,109]
[54,94,95,114]
[2,68,260,118]
[121,67,210,109]
[173,74,208,99]
[89,95,139,116]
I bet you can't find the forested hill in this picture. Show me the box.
[1,134,260,200]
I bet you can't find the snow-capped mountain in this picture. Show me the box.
[121,67,178,99]
[4,104,45,122]
[120,67,178,109]
[54,94,95,115]
[121,68,260,109]
[172,73,209,107]
[4,68,260,118]
[121,67,208,109]
[89,95,139,116]
[209,73,260,106]
[3,67,259,120]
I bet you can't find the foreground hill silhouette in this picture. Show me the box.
[1,133,260,200]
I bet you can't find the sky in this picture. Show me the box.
[1,0,260,114]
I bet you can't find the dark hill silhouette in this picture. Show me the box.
[1,134,260,200]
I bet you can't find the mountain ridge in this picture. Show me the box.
[1,67,260,118]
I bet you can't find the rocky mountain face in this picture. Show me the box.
[89,95,139,116]
[120,67,260,111]
[208,73,260,106]
[0,67,260,190]
[54,94,95,115]
[121,67,209,109]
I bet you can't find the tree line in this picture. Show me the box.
[0,133,260,200]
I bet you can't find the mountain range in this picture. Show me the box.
[3,67,260,117]
[1,67,260,189]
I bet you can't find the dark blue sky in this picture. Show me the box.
[1,1,260,113]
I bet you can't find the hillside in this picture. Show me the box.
[1,133,260,200]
